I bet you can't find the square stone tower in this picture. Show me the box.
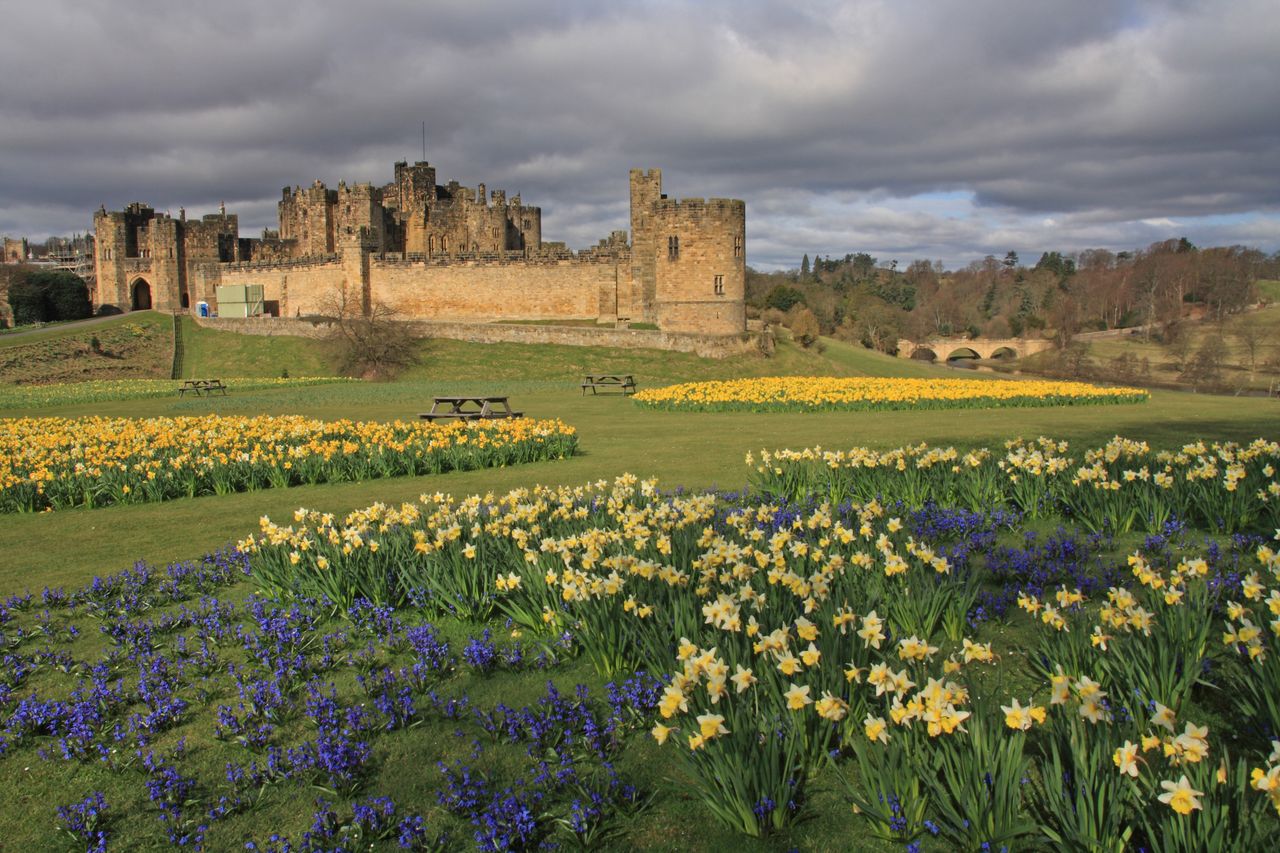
[629,169,746,334]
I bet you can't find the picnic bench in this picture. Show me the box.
[419,396,524,422]
[178,379,228,397]
[580,374,637,395]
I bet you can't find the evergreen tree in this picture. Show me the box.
[800,254,810,276]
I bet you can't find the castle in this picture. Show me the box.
[92,162,746,335]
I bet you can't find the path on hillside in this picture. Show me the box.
[0,312,145,341]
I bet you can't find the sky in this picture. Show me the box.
[2,0,1277,271]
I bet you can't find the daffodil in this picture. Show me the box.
[1113,741,1140,777]
[864,714,889,744]
[783,683,812,710]
[1157,775,1204,815]
[696,713,729,740]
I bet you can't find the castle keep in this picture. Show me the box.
[92,163,746,336]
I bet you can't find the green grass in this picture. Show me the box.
[1256,279,1280,302]
[1021,298,1280,392]
[2,335,1277,585]
[0,311,170,349]
[2,328,1279,851]
[180,316,333,379]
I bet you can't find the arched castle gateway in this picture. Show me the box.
[93,163,747,336]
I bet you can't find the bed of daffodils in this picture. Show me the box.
[242,466,1280,850]
[0,377,356,409]
[0,415,578,513]
[631,377,1148,413]
[749,436,1280,535]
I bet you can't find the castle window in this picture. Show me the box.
[523,219,530,231]
[429,236,435,253]
[668,236,679,260]
[734,234,743,258]
[714,275,725,295]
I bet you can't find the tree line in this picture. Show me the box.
[752,240,1277,353]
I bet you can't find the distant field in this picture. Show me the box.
[1021,296,1280,392]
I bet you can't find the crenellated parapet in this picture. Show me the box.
[91,157,746,339]
[628,171,746,334]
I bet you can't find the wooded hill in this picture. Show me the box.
[748,240,1279,354]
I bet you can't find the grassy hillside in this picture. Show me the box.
[0,311,172,383]
[1021,296,1280,392]
[179,316,333,378]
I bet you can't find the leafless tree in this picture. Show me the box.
[1234,321,1264,377]
[319,285,420,380]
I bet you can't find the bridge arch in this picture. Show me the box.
[945,347,980,361]
[990,346,1017,360]
[910,346,938,362]
[130,278,152,311]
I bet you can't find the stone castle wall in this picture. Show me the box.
[209,257,347,317]
[193,315,760,359]
[370,255,622,322]
[94,160,748,346]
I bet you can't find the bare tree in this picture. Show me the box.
[1164,331,1195,375]
[1182,337,1227,391]
[319,285,420,379]
[1234,321,1264,378]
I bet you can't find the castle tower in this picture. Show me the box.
[628,169,746,334]
[93,203,164,313]
[279,181,337,255]
[628,169,663,322]
[393,161,437,212]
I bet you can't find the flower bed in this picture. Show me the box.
[0,376,358,409]
[245,472,1280,846]
[0,414,578,512]
[5,466,1280,848]
[0,552,655,850]
[748,436,1280,534]
[631,376,1148,412]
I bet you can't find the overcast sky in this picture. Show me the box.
[2,0,1277,270]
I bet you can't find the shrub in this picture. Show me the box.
[6,269,91,324]
[764,285,805,312]
[788,308,821,348]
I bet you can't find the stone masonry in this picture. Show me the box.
[93,161,747,336]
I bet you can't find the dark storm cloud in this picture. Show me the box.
[1,0,1276,268]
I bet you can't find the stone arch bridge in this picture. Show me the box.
[895,337,1054,361]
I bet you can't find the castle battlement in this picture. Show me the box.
[220,254,340,272]
[93,158,746,336]
[652,197,745,216]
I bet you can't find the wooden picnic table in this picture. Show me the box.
[178,379,228,397]
[419,396,524,422]
[580,374,637,395]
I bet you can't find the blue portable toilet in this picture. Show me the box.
[197,301,210,317]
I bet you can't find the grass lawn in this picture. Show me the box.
[2,330,1279,852]
[2,337,1278,585]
